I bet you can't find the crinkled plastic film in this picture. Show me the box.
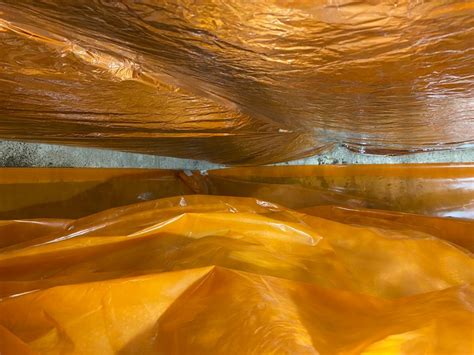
[0,165,473,354]
[0,1,473,164]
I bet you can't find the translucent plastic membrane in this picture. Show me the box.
[200,163,474,219]
[1,1,473,164]
[0,165,473,354]
[2,164,474,219]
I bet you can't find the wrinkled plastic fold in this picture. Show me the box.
[0,0,473,164]
[0,165,473,354]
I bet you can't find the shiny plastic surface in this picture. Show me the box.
[0,168,192,219]
[0,166,473,354]
[301,205,474,252]
[1,1,473,164]
[203,163,474,218]
[2,164,474,220]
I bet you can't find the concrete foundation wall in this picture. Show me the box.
[1,140,473,169]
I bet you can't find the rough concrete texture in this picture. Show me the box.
[1,140,473,169]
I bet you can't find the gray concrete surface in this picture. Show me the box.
[1,140,473,169]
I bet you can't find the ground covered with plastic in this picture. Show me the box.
[0,165,473,354]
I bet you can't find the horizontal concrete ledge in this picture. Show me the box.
[1,140,473,170]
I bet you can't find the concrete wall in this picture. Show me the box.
[1,140,473,169]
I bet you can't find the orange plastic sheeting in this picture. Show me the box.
[1,193,473,354]
[0,168,192,219]
[0,1,473,164]
[203,163,474,218]
[300,205,474,253]
[2,164,474,221]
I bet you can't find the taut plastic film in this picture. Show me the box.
[1,1,473,164]
[1,165,473,354]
